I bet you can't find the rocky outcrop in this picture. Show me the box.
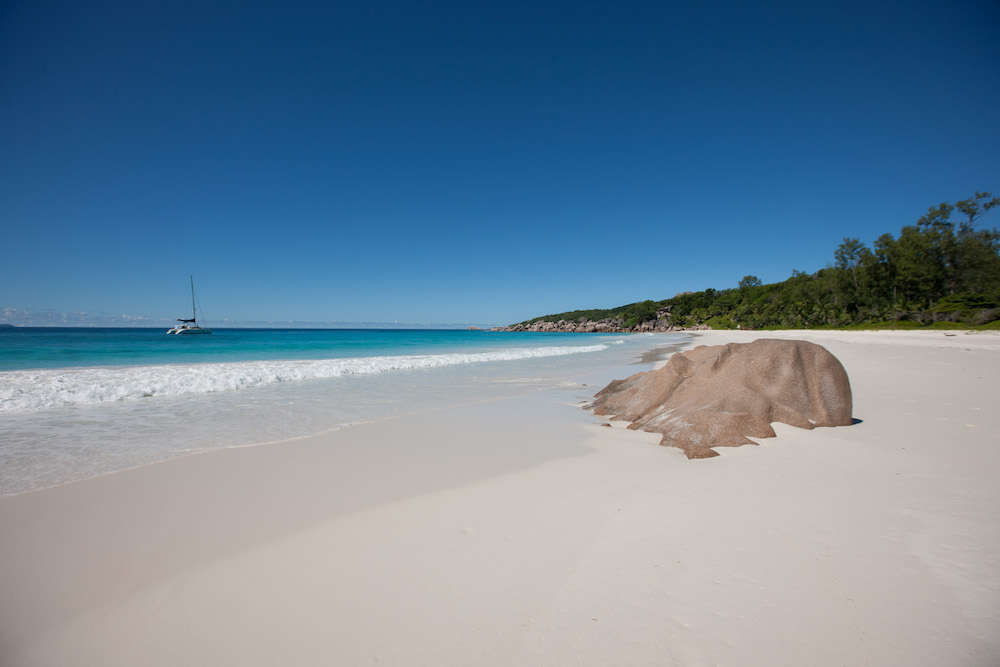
[491,309,708,333]
[588,339,853,458]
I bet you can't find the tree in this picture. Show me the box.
[955,191,1000,227]
[895,224,946,305]
[863,233,900,310]
[834,237,869,291]
[954,221,1000,293]
[738,275,762,289]
[917,202,955,231]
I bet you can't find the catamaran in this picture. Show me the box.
[167,276,212,335]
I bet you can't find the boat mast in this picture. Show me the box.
[190,275,197,321]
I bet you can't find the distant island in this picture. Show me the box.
[495,192,1000,333]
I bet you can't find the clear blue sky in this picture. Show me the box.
[2,0,998,327]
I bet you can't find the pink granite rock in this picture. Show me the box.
[589,339,853,458]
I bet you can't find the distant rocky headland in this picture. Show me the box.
[491,308,710,333]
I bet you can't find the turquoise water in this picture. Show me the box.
[0,327,687,495]
[0,327,603,371]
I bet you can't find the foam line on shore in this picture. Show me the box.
[0,343,610,413]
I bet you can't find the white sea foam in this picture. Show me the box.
[0,344,608,414]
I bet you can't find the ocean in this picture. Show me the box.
[0,327,687,496]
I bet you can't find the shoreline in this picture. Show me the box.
[2,330,998,665]
[1,331,675,497]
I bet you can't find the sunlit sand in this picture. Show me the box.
[1,330,998,665]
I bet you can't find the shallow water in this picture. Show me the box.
[0,328,687,495]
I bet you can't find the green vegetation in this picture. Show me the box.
[521,192,1000,330]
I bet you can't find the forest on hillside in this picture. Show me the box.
[522,192,1000,330]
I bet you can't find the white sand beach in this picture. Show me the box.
[1,330,998,666]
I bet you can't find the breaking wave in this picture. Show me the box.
[0,344,608,413]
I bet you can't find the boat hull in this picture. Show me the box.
[166,326,212,335]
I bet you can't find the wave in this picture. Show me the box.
[0,344,609,413]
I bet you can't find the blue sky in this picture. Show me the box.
[2,0,998,327]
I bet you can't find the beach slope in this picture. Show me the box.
[1,330,998,665]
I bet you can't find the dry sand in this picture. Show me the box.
[1,330,998,666]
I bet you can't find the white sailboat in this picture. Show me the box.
[167,276,212,335]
